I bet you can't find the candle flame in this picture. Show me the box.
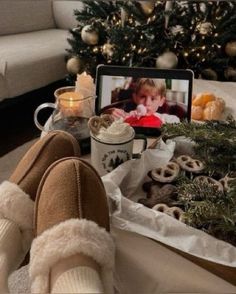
[69,97,74,107]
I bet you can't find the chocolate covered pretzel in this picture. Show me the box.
[150,162,180,183]
[193,176,224,191]
[152,203,184,221]
[176,155,204,173]
[88,114,114,135]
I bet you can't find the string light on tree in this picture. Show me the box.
[102,43,114,57]
[92,46,99,54]
[67,1,236,82]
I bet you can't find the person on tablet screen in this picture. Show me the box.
[111,78,180,128]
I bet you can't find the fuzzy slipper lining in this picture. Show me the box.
[30,218,115,293]
[0,181,34,251]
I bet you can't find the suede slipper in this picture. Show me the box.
[9,130,80,200]
[29,157,115,294]
[0,131,80,266]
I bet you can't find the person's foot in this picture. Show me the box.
[9,130,80,200]
[0,131,81,272]
[29,158,115,293]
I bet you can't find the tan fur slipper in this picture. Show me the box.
[29,157,115,294]
[0,131,80,266]
[9,130,80,199]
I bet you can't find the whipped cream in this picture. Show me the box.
[136,104,147,116]
[96,119,134,143]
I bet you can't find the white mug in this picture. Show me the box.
[91,131,146,176]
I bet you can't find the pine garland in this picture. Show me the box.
[177,179,236,246]
[161,117,236,175]
[165,119,236,245]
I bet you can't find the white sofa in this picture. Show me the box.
[0,0,83,102]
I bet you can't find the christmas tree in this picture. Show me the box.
[66,0,236,81]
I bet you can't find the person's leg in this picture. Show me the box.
[29,158,115,294]
[0,219,23,292]
[50,254,104,293]
[0,131,80,292]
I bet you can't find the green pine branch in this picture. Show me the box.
[66,1,236,81]
[177,179,236,245]
[161,118,236,175]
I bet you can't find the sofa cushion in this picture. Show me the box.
[0,1,55,36]
[53,0,84,29]
[0,29,70,100]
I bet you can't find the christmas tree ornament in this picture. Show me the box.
[71,27,80,33]
[225,41,236,57]
[66,57,82,74]
[165,1,173,29]
[170,25,184,36]
[196,22,213,35]
[224,67,236,81]
[66,0,236,82]
[81,25,99,45]
[200,68,218,80]
[102,43,114,57]
[139,1,155,16]
[191,34,196,42]
[120,7,128,27]
[199,3,207,13]
[156,52,178,69]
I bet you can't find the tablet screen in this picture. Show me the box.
[96,65,193,134]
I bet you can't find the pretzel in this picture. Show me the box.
[150,162,180,183]
[219,175,235,191]
[100,114,114,128]
[194,176,223,191]
[88,114,114,135]
[176,155,204,173]
[152,203,169,213]
[88,116,102,135]
[138,184,177,207]
[142,181,161,193]
[152,204,184,221]
[166,207,184,220]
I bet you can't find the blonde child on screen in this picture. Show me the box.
[111,78,180,128]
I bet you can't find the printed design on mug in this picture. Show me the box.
[102,149,130,173]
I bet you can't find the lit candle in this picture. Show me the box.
[75,71,95,98]
[59,91,83,116]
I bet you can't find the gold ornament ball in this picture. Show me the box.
[81,25,99,45]
[196,22,213,35]
[224,67,236,81]
[156,52,178,69]
[225,41,236,57]
[66,57,82,75]
[140,1,155,16]
[200,68,218,81]
[102,43,114,57]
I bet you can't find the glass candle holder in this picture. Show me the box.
[34,86,96,141]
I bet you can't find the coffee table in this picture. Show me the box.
[36,79,236,291]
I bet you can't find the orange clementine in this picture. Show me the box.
[192,92,216,107]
